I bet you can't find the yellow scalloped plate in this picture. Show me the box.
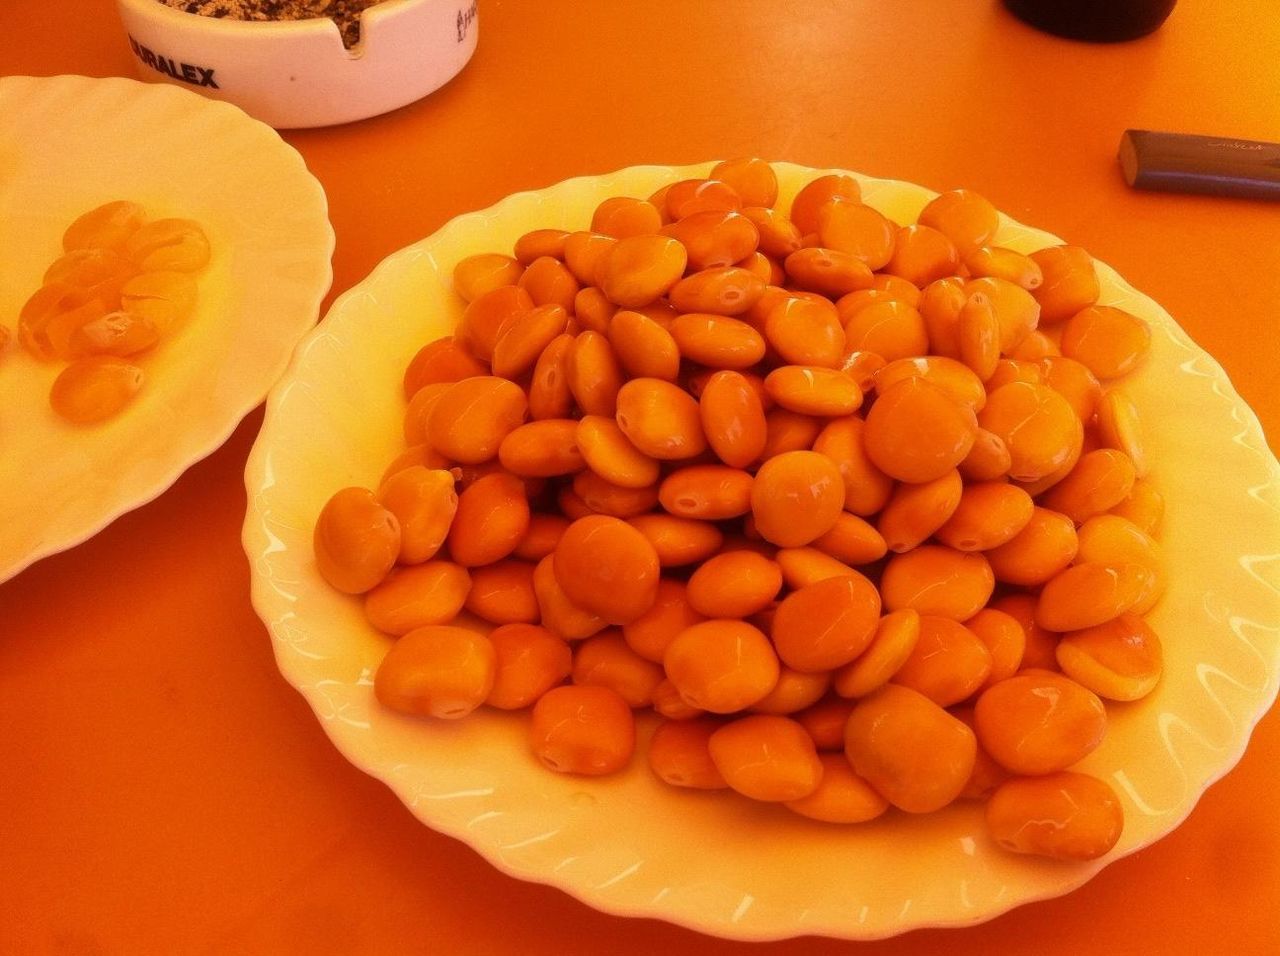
[243,162,1280,940]
[0,75,333,582]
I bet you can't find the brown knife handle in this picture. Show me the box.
[1119,129,1280,201]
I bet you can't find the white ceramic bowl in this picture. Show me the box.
[115,0,478,128]
[243,162,1280,940]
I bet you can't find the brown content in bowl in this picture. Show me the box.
[157,0,384,49]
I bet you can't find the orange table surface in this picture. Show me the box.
[3,1,1279,953]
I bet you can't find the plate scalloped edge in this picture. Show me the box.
[0,74,335,584]
[243,161,1280,941]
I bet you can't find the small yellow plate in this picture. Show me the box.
[0,75,333,582]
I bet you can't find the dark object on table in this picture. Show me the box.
[1004,0,1176,42]
[1119,130,1280,201]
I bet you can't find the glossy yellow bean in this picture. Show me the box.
[844,683,976,813]
[880,545,994,621]
[599,235,688,308]
[664,620,780,713]
[1056,612,1163,701]
[314,487,401,594]
[669,312,767,369]
[790,174,862,235]
[658,465,754,520]
[711,158,779,208]
[709,715,823,802]
[553,515,661,624]
[877,469,963,553]
[48,356,144,423]
[750,450,846,547]
[486,623,573,710]
[63,200,146,251]
[364,560,472,635]
[1030,245,1099,324]
[376,465,458,564]
[934,481,1035,552]
[763,366,863,416]
[863,377,977,483]
[974,671,1107,774]
[530,685,635,775]
[986,772,1123,861]
[375,625,496,720]
[1035,561,1152,631]
[818,198,896,269]
[917,189,1000,254]
[765,295,845,367]
[429,376,529,464]
[648,718,728,789]
[772,572,881,672]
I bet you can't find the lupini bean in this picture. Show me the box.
[553,515,660,625]
[765,295,845,367]
[1030,245,1099,324]
[883,225,960,287]
[649,718,728,789]
[985,771,1123,861]
[616,378,708,460]
[375,625,495,720]
[448,472,530,567]
[699,370,768,468]
[974,670,1106,774]
[429,376,528,464]
[486,623,573,710]
[1056,612,1163,701]
[864,377,977,483]
[622,578,706,662]
[881,545,995,621]
[771,572,880,672]
[842,299,929,362]
[531,685,635,775]
[687,550,783,618]
[464,559,539,625]
[877,469,963,553]
[364,560,472,635]
[749,667,831,715]
[833,609,921,698]
[845,683,976,813]
[314,487,401,594]
[376,466,458,564]
[600,235,687,307]
[785,753,890,823]
[49,356,144,423]
[917,189,1000,254]
[457,285,533,362]
[572,629,665,707]
[892,616,993,707]
[709,715,823,802]
[664,620,780,713]
[775,547,861,590]
[712,158,779,208]
[658,465,754,520]
[750,450,846,547]
[935,481,1034,552]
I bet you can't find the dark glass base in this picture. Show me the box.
[1003,0,1176,42]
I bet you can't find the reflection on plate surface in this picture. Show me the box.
[0,75,333,582]
[243,162,1280,940]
